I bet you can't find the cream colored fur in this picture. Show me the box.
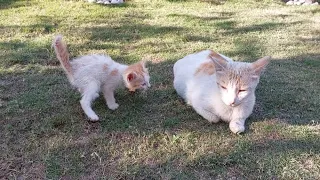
[173,50,270,134]
[53,35,150,121]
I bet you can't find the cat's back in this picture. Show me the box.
[173,50,214,99]
[174,50,212,73]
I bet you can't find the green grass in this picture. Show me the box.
[1,0,320,179]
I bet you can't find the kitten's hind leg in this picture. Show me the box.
[102,85,119,110]
[80,83,100,121]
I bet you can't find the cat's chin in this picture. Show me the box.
[224,102,240,107]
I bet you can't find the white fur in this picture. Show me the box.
[70,55,149,121]
[53,35,150,121]
[70,55,125,120]
[174,50,269,134]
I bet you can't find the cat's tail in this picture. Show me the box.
[52,35,74,83]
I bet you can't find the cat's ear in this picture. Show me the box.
[127,72,137,82]
[209,51,228,72]
[252,56,271,77]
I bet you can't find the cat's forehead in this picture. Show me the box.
[219,63,253,84]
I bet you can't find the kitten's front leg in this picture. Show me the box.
[229,118,246,134]
[102,87,119,110]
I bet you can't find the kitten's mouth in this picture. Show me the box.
[129,91,136,95]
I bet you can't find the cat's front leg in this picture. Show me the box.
[229,118,246,134]
[102,86,119,110]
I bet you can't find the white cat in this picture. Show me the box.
[53,35,150,121]
[173,50,270,134]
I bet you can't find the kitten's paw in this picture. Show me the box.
[88,113,99,121]
[229,121,245,134]
[108,103,119,110]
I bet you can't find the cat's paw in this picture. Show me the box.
[108,103,119,110]
[229,121,245,134]
[88,113,99,121]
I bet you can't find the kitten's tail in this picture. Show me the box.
[52,35,74,83]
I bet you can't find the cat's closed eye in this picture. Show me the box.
[217,83,227,89]
[141,82,147,86]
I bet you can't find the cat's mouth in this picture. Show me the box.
[229,102,240,107]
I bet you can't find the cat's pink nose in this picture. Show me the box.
[229,100,236,106]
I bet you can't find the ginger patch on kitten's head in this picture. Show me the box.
[124,61,150,92]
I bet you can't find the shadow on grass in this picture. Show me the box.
[0,0,34,10]
[251,54,320,126]
[166,12,234,28]
[222,22,286,35]
[0,40,53,67]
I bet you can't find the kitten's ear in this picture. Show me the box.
[140,60,149,72]
[127,72,137,82]
[252,56,271,77]
[209,51,228,72]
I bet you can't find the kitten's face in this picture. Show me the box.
[124,61,151,92]
[210,52,270,107]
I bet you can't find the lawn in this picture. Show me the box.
[0,0,320,179]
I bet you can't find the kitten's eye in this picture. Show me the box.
[239,89,246,92]
[141,82,146,86]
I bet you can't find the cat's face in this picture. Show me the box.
[216,65,257,107]
[124,61,151,92]
[210,53,270,107]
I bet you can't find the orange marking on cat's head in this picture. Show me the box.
[194,62,215,76]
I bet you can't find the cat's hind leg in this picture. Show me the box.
[80,83,100,121]
[193,106,220,123]
[102,85,119,110]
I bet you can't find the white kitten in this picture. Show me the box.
[53,35,150,121]
[173,50,270,134]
